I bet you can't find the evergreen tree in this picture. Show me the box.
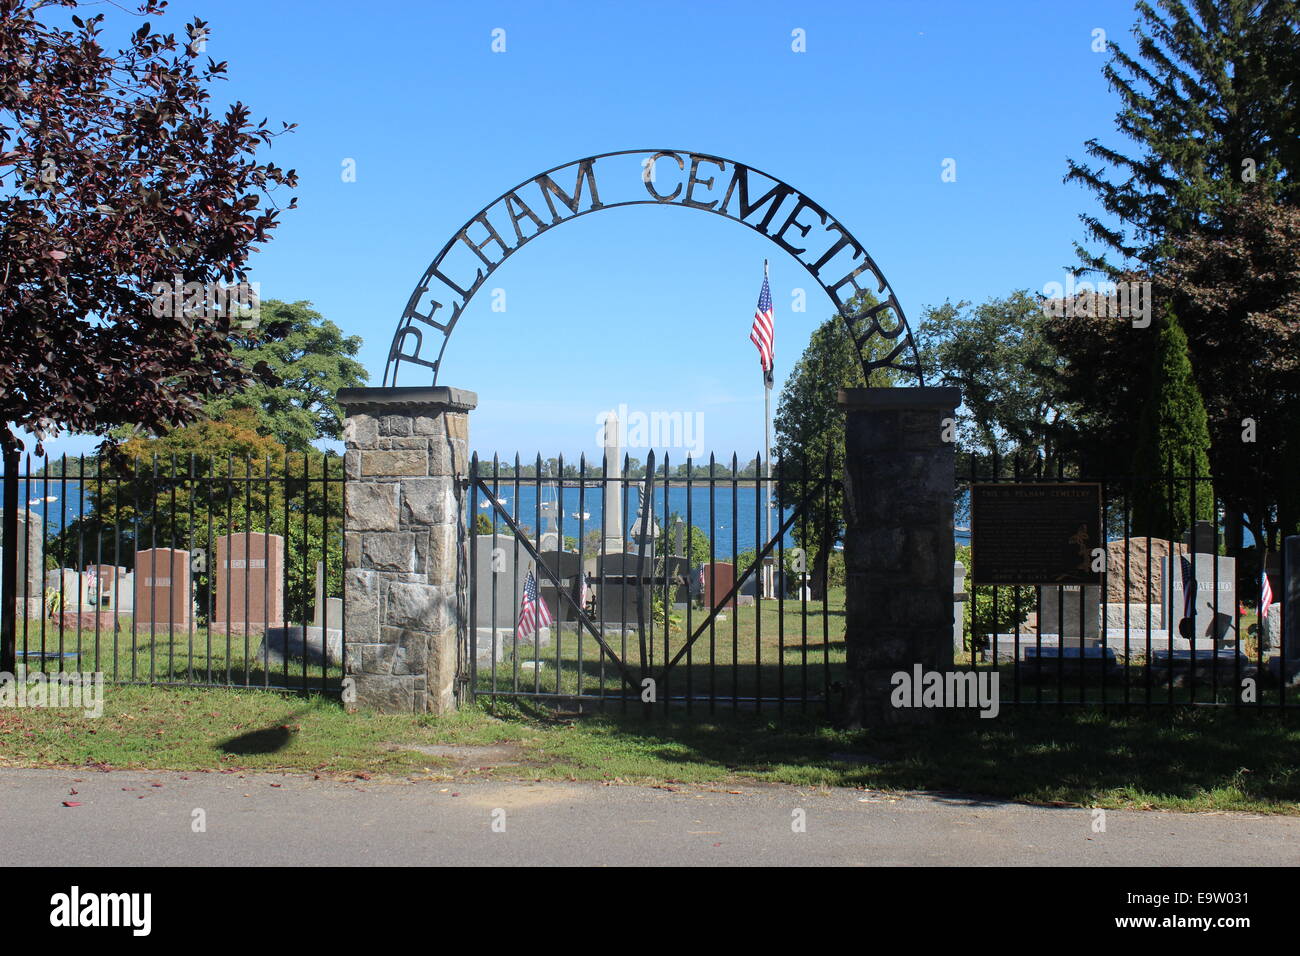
[1066,0,1300,273]
[1162,194,1300,546]
[1131,305,1215,536]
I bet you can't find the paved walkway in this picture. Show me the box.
[2,768,1296,866]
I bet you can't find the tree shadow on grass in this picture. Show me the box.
[218,707,314,756]
[519,704,1300,809]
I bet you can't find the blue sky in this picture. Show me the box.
[44,0,1138,461]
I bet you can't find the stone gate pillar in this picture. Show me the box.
[838,387,960,726]
[338,386,477,714]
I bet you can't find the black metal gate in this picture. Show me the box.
[0,450,344,692]
[957,450,1294,711]
[465,450,839,715]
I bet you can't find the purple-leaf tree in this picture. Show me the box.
[0,0,298,456]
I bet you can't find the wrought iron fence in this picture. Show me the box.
[466,449,840,715]
[957,450,1292,710]
[0,451,345,692]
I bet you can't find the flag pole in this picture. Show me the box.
[763,258,773,600]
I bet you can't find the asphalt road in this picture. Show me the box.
[2,768,1296,866]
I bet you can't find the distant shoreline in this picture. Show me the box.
[483,479,774,488]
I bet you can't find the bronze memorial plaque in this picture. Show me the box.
[970,483,1103,585]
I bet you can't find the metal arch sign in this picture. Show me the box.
[384,148,923,386]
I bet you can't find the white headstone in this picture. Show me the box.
[44,568,95,611]
[474,532,521,628]
[1164,553,1237,644]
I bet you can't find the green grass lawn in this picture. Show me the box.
[475,587,846,707]
[484,588,1287,710]
[2,682,1298,815]
[12,620,342,690]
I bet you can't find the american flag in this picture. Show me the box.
[750,270,774,386]
[516,568,552,641]
[1261,569,1274,620]
[1180,556,1196,618]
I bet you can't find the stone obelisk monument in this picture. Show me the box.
[602,411,624,554]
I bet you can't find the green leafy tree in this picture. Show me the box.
[204,300,367,450]
[1066,0,1300,273]
[773,292,895,598]
[915,290,1075,460]
[1039,273,1158,475]
[1130,305,1214,536]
